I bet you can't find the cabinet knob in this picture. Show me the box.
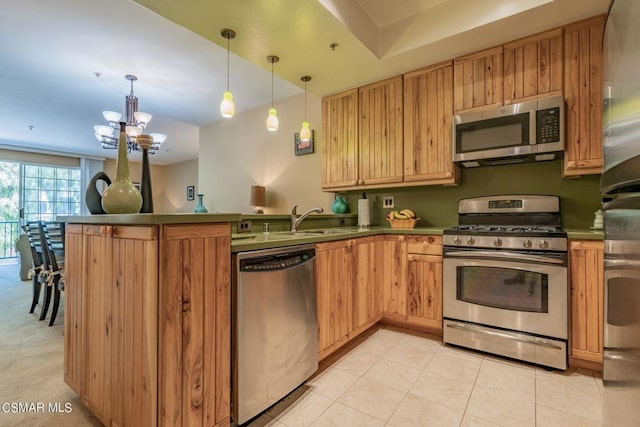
[358,180,365,185]
[352,180,358,185]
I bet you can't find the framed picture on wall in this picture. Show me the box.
[294,130,314,156]
[187,185,195,201]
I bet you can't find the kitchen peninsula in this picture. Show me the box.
[59,214,239,427]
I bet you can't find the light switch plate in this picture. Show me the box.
[383,196,395,208]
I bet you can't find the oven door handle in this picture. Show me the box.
[604,259,640,269]
[444,250,565,265]
[446,323,563,350]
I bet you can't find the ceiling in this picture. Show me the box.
[0,0,609,165]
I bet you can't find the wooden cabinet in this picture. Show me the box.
[563,15,605,176]
[404,62,459,185]
[569,240,604,365]
[316,240,353,357]
[321,78,403,190]
[503,28,564,104]
[321,89,359,189]
[65,224,158,426]
[358,76,404,186]
[351,237,379,334]
[454,46,503,113]
[405,236,443,332]
[64,222,231,427]
[376,235,407,319]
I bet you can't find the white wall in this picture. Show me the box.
[198,92,334,214]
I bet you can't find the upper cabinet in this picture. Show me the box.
[454,46,503,113]
[563,15,605,176]
[321,89,359,189]
[503,28,564,104]
[404,62,459,185]
[358,76,404,186]
[321,77,403,190]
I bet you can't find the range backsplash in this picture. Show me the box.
[342,160,601,229]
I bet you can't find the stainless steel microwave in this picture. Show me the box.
[453,95,564,167]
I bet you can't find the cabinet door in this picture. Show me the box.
[358,76,404,186]
[322,89,359,189]
[564,15,605,176]
[316,241,353,354]
[159,224,231,427]
[110,226,158,427]
[82,225,114,425]
[454,46,504,112]
[503,28,563,104]
[64,224,85,397]
[404,62,458,185]
[376,235,407,317]
[352,237,378,333]
[407,254,443,332]
[569,240,604,364]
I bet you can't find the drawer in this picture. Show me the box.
[406,235,442,255]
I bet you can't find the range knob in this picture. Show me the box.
[523,239,533,249]
[466,237,475,245]
[453,237,462,245]
[538,240,549,249]
[493,238,502,247]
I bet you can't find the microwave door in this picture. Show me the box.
[453,112,533,162]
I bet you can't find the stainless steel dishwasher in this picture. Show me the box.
[233,245,318,425]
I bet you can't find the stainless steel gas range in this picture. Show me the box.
[442,195,568,370]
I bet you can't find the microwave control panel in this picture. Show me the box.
[536,107,561,143]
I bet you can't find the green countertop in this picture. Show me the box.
[58,213,242,225]
[565,228,604,240]
[231,226,445,252]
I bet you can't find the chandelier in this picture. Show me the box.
[93,75,166,154]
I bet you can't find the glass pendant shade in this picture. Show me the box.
[300,121,311,142]
[266,108,279,131]
[103,111,122,122]
[126,125,142,137]
[94,125,114,137]
[133,111,152,126]
[150,133,167,143]
[220,91,235,118]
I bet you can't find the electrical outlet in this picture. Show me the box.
[383,196,395,209]
[237,220,252,233]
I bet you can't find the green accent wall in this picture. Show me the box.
[343,160,602,229]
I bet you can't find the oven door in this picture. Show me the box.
[443,249,568,339]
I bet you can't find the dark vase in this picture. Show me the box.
[85,171,112,214]
[140,145,153,213]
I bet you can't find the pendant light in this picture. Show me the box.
[266,55,279,132]
[299,75,312,142]
[219,28,236,118]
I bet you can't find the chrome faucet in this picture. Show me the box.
[291,205,324,232]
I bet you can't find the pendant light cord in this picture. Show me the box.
[271,60,274,108]
[226,36,230,91]
[304,80,308,121]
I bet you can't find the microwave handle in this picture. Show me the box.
[529,108,537,146]
[444,250,565,265]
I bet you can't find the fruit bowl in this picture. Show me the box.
[387,218,420,229]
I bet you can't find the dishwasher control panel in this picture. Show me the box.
[240,248,315,272]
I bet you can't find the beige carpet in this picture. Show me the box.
[0,263,102,427]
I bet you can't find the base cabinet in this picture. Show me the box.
[569,240,604,366]
[316,240,353,358]
[64,223,231,427]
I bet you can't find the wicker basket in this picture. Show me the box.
[387,218,420,229]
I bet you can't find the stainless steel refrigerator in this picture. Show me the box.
[601,0,640,425]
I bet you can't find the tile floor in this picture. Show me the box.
[245,327,604,427]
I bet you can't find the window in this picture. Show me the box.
[21,164,81,222]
